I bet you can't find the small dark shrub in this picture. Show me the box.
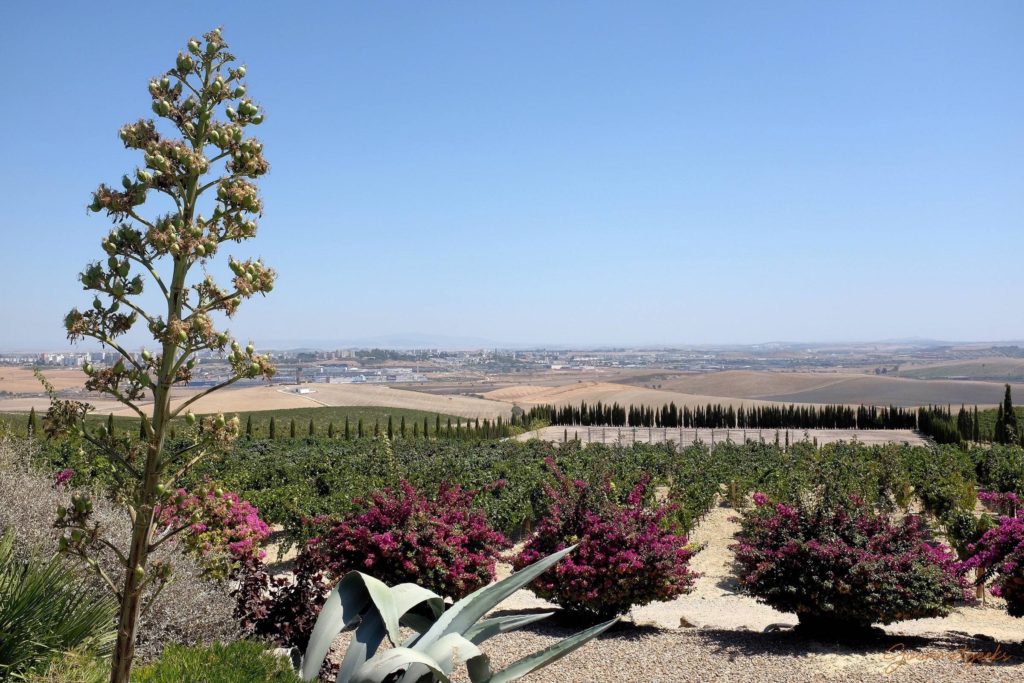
[512,459,697,620]
[734,493,967,636]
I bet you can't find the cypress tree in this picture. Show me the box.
[107,413,115,436]
[28,407,40,436]
[387,415,394,439]
[413,422,420,438]
[245,415,253,439]
[1002,384,1018,444]
[345,416,351,440]
[269,416,276,439]
[308,418,315,437]
[139,419,146,440]
[328,421,335,438]
[400,415,406,437]
[289,418,296,438]
[435,415,441,434]
[374,420,380,437]
[358,418,364,438]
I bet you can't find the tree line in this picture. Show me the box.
[526,401,918,430]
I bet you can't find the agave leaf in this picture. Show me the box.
[488,617,618,683]
[397,634,490,683]
[463,612,554,645]
[350,647,451,683]
[336,583,443,683]
[417,545,575,647]
[335,610,386,683]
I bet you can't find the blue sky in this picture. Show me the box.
[0,1,1021,349]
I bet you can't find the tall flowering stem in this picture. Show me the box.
[49,28,276,683]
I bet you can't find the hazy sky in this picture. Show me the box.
[0,2,1021,350]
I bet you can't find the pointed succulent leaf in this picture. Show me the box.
[350,648,451,683]
[464,612,554,645]
[488,617,619,683]
[335,610,387,683]
[301,573,373,680]
[418,545,576,647]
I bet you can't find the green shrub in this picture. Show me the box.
[132,642,300,683]
[0,530,116,679]
[23,649,107,683]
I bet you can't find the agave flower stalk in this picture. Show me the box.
[51,28,275,683]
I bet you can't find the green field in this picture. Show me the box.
[0,405,466,439]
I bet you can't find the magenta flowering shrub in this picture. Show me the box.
[966,514,1024,617]
[303,480,509,599]
[733,494,967,634]
[512,459,697,620]
[53,468,74,489]
[157,485,270,579]
[977,490,1022,517]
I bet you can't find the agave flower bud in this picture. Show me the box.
[236,66,246,77]
[83,363,93,375]
[148,80,160,96]
[250,114,264,125]
[246,343,254,355]
[141,349,151,362]
[160,76,170,90]
[216,414,226,428]
[178,330,188,343]
[205,41,217,56]
[217,333,228,346]
[233,86,246,98]
[136,169,152,183]
[177,53,194,72]
[225,106,236,120]
[186,357,197,369]
[92,296,102,310]
[134,566,145,580]
[195,244,206,257]
[186,411,196,426]
[188,38,201,54]
[231,340,240,352]
[155,483,166,496]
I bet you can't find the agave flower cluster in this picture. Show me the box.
[156,485,270,580]
[303,481,510,600]
[734,494,967,632]
[965,505,1024,617]
[512,459,697,620]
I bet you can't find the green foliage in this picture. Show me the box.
[23,649,108,683]
[0,531,117,679]
[133,641,300,683]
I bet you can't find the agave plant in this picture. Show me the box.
[301,546,616,682]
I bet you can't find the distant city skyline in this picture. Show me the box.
[1,2,1022,349]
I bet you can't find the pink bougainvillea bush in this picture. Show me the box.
[977,490,1022,518]
[966,512,1024,617]
[302,480,509,599]
[512,459,697,620]
[157,485,270,579]
[733,494,967,636]
[236,480,509,651]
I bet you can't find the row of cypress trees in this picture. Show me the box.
[527,400,917,430]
